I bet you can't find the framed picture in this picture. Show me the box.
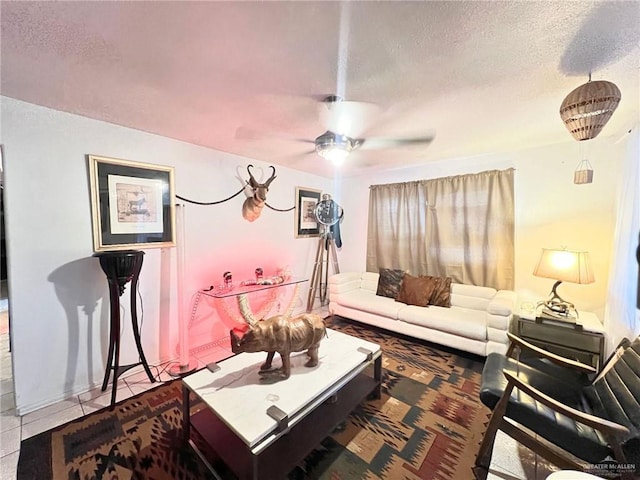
[88,155,176,252]
[295,187,322,238]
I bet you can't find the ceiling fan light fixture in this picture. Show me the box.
[315,131,355,165]
[320,147,349,165]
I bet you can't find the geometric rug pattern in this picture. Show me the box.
[18,380,214,480]
[17,315,490,479]
[290,316,491,480]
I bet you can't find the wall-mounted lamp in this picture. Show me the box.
[533,248,594,319]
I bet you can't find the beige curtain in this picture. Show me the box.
[367,169,514,290]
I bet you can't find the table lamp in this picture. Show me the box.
[533,248,594,319]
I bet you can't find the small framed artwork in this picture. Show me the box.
[295,187,322,238]
[88,155,176,252]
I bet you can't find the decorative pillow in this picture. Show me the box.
[376,268,406,298]
[427,276,453,307]
[395,273,436,307]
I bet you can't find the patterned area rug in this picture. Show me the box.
[17,316,490,479]
[17,379,215,480]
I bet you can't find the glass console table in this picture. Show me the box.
[197,277,308,323]
[175,277,308,372]
[203,277,308,298]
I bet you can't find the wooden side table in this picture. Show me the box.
[516,310,605,370]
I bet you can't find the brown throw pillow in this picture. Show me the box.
[376,268,406,298]
[427,276,452,307]
[395,273,436,307]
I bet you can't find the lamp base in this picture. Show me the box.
[538,281,576,316]
[540,306,576,322]
[545,299,574,315]
[168,358,199,377]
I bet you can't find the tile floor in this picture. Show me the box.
[0,312,236,479]
[0,305,558,480]
[487,431,558,479]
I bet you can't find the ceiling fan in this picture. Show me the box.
[310,95,436,165]
[237,95,436,166]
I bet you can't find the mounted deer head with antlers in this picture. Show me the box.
[242,165,277,222]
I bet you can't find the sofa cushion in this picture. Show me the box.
[486,313,510,330]
[427,276,452,307]
[395,273,436,307]
[451,284,496,311]
[334,289,404,319]
[398,306,487,341]
[399,305,486,340]
[376,268,406,299]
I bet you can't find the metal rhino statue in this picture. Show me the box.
[230,313,326,380]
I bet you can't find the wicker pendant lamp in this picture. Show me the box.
[559,77,621,141]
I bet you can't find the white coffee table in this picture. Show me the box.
[182,328,382,480]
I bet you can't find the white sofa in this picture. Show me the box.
[328,271,517,357]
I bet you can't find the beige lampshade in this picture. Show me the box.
[559,80,621,141]
[533,248,595,284]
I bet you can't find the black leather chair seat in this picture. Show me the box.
[505,383,610,463]
[479,339,640,472]
[480,353,609,463]
[480,353,588,409]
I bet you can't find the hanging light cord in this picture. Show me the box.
[176,186,294,211]
[176,186,246,206]
[266,203,295,212]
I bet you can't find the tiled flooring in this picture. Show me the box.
[0,307,237,480]
[0,305,558,480]
[487,431,558,479]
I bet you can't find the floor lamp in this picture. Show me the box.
[169,203,197,376]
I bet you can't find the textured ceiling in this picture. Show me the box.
[1,1,639,178]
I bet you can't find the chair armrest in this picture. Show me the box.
[503,370,629,438]
[506,332,596,374]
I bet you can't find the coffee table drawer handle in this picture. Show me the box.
[267,405,289,433]
[358,347,373,361]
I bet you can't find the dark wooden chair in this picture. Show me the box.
[475,332,640,480]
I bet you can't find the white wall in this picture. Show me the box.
[337,136,627,322]
[1,97,332,413]
[3,94,634,413]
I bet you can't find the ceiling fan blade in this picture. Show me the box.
[276,148,317,161]
[235,126,314,144]
[318,100,380,138]
[359,133,436,150]
[275,149,320,169]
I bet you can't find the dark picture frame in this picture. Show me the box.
[88,155,176,252]
[295,187,322,238]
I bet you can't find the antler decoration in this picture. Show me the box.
[242,165,277,222]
